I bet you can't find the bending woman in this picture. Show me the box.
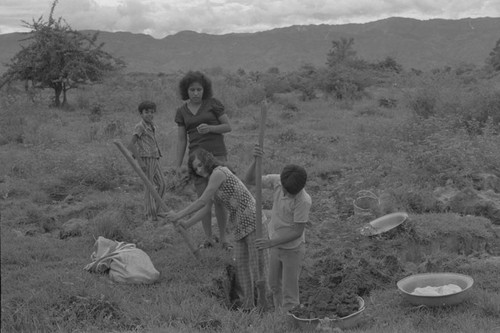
[167,148,268,310]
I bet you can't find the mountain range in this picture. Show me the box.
[0,17,499,74]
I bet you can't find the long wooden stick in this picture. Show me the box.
[255,100,268,310]
[113,140,200,259]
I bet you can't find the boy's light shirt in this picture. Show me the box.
[262,174,312,250]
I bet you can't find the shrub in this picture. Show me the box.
[233,85,266,108]
[392,116,499,187]
[318,65,373,100]
[406,87,438,118]
[461,91,500,133]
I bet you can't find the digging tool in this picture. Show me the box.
[113,140,200,259]
[255,100,268,311]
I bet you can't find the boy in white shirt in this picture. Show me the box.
[244,146,312,312]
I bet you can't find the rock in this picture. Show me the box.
[59,218,89,239]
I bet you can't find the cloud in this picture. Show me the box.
[0,0,498,37]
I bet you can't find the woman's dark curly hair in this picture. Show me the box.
[178,71,213,101]
[187,148,224,178]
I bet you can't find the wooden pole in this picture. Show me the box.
[113,140,200,259]
[255,100,268,310]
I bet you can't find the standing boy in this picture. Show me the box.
[128,101,166,221]
[244,145,311,312]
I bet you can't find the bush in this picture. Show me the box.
[318,66,372,100]
[393,116,498,187]
[406,87,438,118]
[233,85,266,108]
[461,91,500,133]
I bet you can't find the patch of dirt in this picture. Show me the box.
[290,284,359,319]
[204,263,240,310]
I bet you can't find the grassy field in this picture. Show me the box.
[1,70,500,333]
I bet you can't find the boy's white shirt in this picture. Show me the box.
[261,174,312,249]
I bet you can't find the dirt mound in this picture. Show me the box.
[289,247,405,318]
[290,286,359,319]
[304,250,405,297]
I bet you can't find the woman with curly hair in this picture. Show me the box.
[173,71,232,250]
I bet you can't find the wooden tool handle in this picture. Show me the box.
[113,140,200,259]
[255,100,268,310]
[255,101,267,236]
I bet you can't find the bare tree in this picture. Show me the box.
[2,0,125,107]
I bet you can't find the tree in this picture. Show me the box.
[326,37,357,67]
[486,38,500,71]
[288,63,318,101]
[2,0,124,107]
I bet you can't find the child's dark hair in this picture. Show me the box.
[188,148,226,177]
[138,101,156,113]
[280,164,307,195]
[179,71,213,101]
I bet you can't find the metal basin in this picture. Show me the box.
[287,296,365,330]
[360,212,409,236]
[397,272,474,306]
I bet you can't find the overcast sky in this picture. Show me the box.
[1,0,499,38]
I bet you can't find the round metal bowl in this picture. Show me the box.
[287,296,365,330]
[397,273,474,307]
[360,212,409,236]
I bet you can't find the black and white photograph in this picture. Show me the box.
[1,1,499,332]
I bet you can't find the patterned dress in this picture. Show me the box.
[214,166,269,309]
[214,166,256,240]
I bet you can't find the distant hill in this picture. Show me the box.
[0,17,499,74]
